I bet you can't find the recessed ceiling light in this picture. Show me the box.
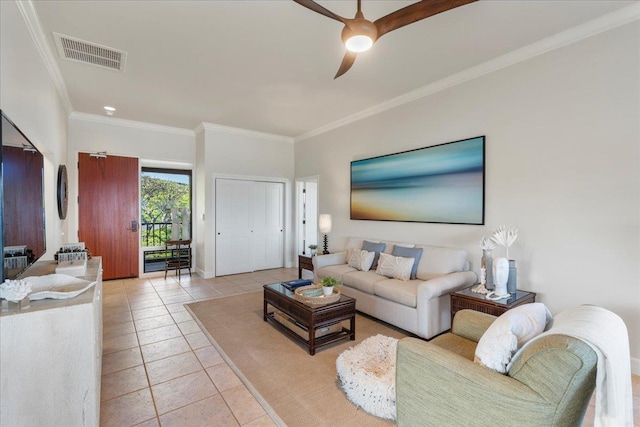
[104,106,116,116]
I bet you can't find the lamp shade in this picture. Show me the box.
[318,214,332,234]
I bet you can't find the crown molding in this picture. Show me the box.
[200,122,294,143]
[294,3,640,142]
[69,112,195,136]
[193,122,206,135]
[16,0,73,115]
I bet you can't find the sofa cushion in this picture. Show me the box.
[376,253,414,281]
[345,237,367,251]
[380,240,415,254]
[391,246,424,280]
[316,264,356,282]
[347,249,375,271]
[342,270,387,294]
[474,303,551,374]
[430,333,477,361]
[363,241,386,269]
[414,245,468,280]
[373,279,419,308]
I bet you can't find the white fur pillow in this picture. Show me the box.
[375,253,415,281]
[474,303,552,373]
[347,249,375,272]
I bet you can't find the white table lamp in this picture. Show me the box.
[318,214,332,254]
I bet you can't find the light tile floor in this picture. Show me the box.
[100,267,298,427]
[100,268,640,426]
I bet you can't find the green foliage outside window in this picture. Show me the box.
[141,174,190,247]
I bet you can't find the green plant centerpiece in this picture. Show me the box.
[319,276,341,296]
[319,276,341,287]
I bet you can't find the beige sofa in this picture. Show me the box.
[313,237,477,339]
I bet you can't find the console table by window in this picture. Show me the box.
[165,239,192,279]
[450,285,536,322]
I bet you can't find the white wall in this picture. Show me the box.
[0,1,68,260]
[194,127,208,276]
[197,124,295,277]
[64,117,294,280]
[295,22,640,368]
[67,116,195,274]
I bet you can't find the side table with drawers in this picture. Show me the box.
[298,254,314,279]
[450,285,536,322]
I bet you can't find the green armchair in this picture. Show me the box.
[396,309,597,426]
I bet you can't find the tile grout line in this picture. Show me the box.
[102,269,299,426]
[108,275,246,425]
[126,278,161,426]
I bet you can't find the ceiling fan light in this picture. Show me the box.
[345,35,373,52]
[341,19,377,53]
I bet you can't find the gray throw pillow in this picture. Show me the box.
[362,241,386,269]
[391,246,424,280]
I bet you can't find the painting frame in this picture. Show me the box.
[350,136,485,225]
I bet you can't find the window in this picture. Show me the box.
[141,168,191,272]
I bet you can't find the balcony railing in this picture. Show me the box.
[141,221,173,247]
[142,220,193,273]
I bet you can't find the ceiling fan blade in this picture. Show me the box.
[292,0,347,24]
[374,0,477,39]
[334,51,357,79]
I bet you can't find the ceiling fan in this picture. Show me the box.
[293,0,477,78]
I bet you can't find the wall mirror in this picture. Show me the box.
[1,111,46,281]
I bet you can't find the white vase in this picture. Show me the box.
[171,208,180,241]
[492,257,509,296]
[322,286,333,296]
[181,208,190,240]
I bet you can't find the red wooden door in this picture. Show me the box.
[78,153,139,280]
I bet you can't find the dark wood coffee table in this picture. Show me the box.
[263,283,356,355]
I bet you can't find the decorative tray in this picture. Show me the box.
[23,274,96,300]
[294,285,340,307]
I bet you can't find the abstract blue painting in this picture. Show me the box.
[350,136,485,224]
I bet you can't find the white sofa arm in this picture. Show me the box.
[417,271,478,300]
[416,271,478,339]
[312,252,347,269]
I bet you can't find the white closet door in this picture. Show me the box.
[251,181,284,271]
[215,179,284,276]
[215,179,252,276]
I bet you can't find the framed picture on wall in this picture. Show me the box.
[350,136,485,225]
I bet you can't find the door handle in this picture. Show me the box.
[127,220,138,232]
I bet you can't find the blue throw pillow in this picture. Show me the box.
[362,241,386,269]
[391,246,424,280]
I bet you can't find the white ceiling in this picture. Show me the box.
[32,0,635,138]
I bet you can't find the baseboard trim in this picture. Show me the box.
[195,267,214,279]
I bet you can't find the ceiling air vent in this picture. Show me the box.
[53,32,127,72]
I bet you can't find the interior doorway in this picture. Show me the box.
[295,176,318,257]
